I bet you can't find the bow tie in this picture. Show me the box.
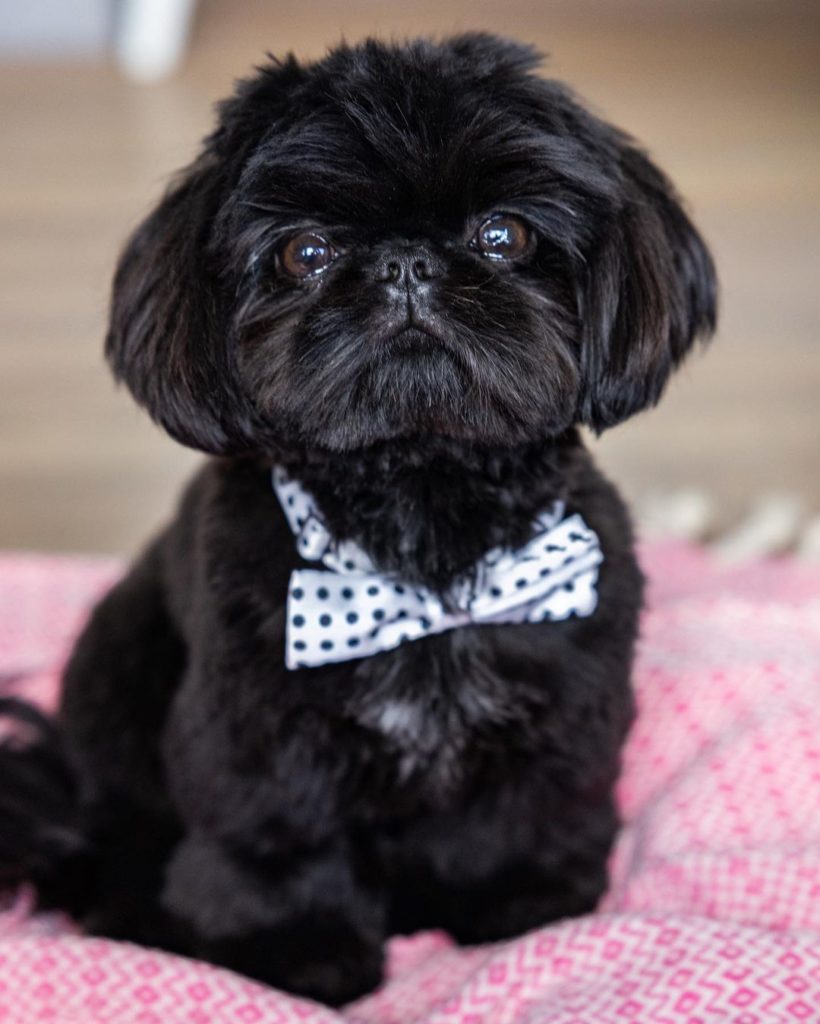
[272,468,603,670]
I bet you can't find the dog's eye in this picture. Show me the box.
[472,215,531,260]
[280,233,336,278]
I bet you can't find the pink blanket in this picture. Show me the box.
[0,546,818,1023]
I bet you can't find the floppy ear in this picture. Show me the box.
[576,142,717,431]
[106,154,257,453]
[105,56,306,453]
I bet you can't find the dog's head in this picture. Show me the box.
[107,34,716,455]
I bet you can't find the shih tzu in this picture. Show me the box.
[0,34,715,1006]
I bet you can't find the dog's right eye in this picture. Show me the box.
[280,233,336,278]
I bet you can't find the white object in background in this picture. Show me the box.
[0,0,110,58]
[637,488,714,542]
[115,0,198,82]
[712,493,804,562]
[796,515,820,562]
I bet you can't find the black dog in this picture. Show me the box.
[0,34,715,1006]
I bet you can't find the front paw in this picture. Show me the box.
[202,915,384,1006]
[448,863,609,945]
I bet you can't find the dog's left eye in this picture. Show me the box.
[471,215,531,260]
[280,233,337,278]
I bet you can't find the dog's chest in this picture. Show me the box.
[357,691,493,794]
[346,640,534,797]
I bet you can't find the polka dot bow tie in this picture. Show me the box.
[273,468,603,670]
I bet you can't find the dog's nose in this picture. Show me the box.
[373,246,443,286]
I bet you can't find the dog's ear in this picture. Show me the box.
[576,141,717,432]
[105,154,255,453]
[105,57,306,453]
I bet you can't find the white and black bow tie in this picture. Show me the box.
[272,467,603,670]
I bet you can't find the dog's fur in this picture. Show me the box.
[0,35,715,1005]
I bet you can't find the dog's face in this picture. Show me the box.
[107,35,716,455]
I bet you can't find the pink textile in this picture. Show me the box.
[0,545,818,1023]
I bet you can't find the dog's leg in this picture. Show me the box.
[51,540,188,941]
[387,777,619,944]
[161,832,386,1005]
[60,540,185,811]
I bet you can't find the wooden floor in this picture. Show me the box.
[1,0,818,555]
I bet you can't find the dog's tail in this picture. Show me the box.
[0,697,93,909]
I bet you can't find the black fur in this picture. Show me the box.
[0,35,715,1006]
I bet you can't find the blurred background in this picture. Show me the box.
[0,0,818,556]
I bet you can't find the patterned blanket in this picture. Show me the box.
[0,545,818,1023]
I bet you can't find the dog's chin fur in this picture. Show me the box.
[0,34,716,1007]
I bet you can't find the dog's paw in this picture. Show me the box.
[202,917,385,1006]
[446,864,609,945]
